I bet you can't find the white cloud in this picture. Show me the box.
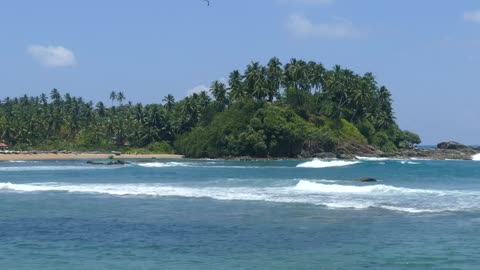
[27,45,76,67]
[187,78,227,96]
[287,13,360,39]
[464,10,480,23]
[279,0,333,5]
[187,84,209,96]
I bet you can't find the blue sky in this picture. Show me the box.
[1,0,479,144]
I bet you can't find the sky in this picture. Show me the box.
[0,0,479,144]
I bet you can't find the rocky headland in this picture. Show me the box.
[302,141,480,160]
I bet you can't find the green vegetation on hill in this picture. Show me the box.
[0,57,420,157]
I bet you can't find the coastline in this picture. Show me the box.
[0,153,183,161]
[1,141,478,162]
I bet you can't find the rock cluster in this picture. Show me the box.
[301,141,480,160]
[437,141,468,150]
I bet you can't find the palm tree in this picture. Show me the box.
[110,91,117,107]
[266,57,283,102]
[244,62,268,100]
[210,80,228,109]
[349,79,372,122]
[162,94,175,112]
[306,61,325,93]
[244,62,260,97]
[228,70,244,102]
[117,91,126,105]
[283,58,309,91]
[50,88,62,105]
[96,102,106,117]
[40,93,48,106]
[198,91,211,109]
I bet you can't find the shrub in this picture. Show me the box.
[146,141,174,153]
[381,141,398,153]
[336,119,368,144]
[356,119,375,142]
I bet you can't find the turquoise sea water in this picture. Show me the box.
[1,158,480,269]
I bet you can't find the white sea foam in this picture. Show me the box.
[293,180,442,195]
[356,156,390,161]
[137,162,191,168]
[323,201,373,210]
[410,157,436,161]
[296,159,359,168]
[0,165,123,172]
[0,182,279,201]
[136,162,286,169]
[400,161,420,165]
[301,179,339,183]
[1,180,478,214]
[356,156,420,163]
[472,153,480,161]
[379,206,444,214]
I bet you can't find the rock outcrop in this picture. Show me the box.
[86,160,128,165]
[300,140,479,160]
[437,141,468,150]
[358,177,377,182]
[336,142,382,159]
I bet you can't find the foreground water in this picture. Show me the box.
[1,158,480,269]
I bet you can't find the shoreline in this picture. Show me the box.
[0,153,183,161]
[0,143,479,162]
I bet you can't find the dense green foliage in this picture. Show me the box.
[0,57,420,157]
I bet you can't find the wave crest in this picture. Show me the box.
[1,180,478,214]
[137,162,190,168]
[0,165,123,172]
[293,180,442,195]
[296,159,359,168]
[355,156,389,161]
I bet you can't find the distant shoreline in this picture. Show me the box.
[0,153,183,161]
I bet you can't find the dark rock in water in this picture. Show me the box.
[86,160,103,165]
[437,141,468,150]
[87,159,128,166]
[359,177,377,182]
[110,159,127,165]
[337,153,354,160]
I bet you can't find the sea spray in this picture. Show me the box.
[296,159,359,168]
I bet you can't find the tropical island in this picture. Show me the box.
[1,57,475,160]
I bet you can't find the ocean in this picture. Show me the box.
[1,158,480,269]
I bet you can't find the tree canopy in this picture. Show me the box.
[0,57,420,156]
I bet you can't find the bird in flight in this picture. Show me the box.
[203,0,210,6]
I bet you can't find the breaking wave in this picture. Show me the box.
[1,180,478,214]
[135,162,286,169]
[0,165,123,172]
[296,159,359,168]
[137,162,191,168]
[400,161,421,165]
[356,156,390,161]
[293,180,442,195]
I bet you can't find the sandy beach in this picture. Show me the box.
[0,153,183,161]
